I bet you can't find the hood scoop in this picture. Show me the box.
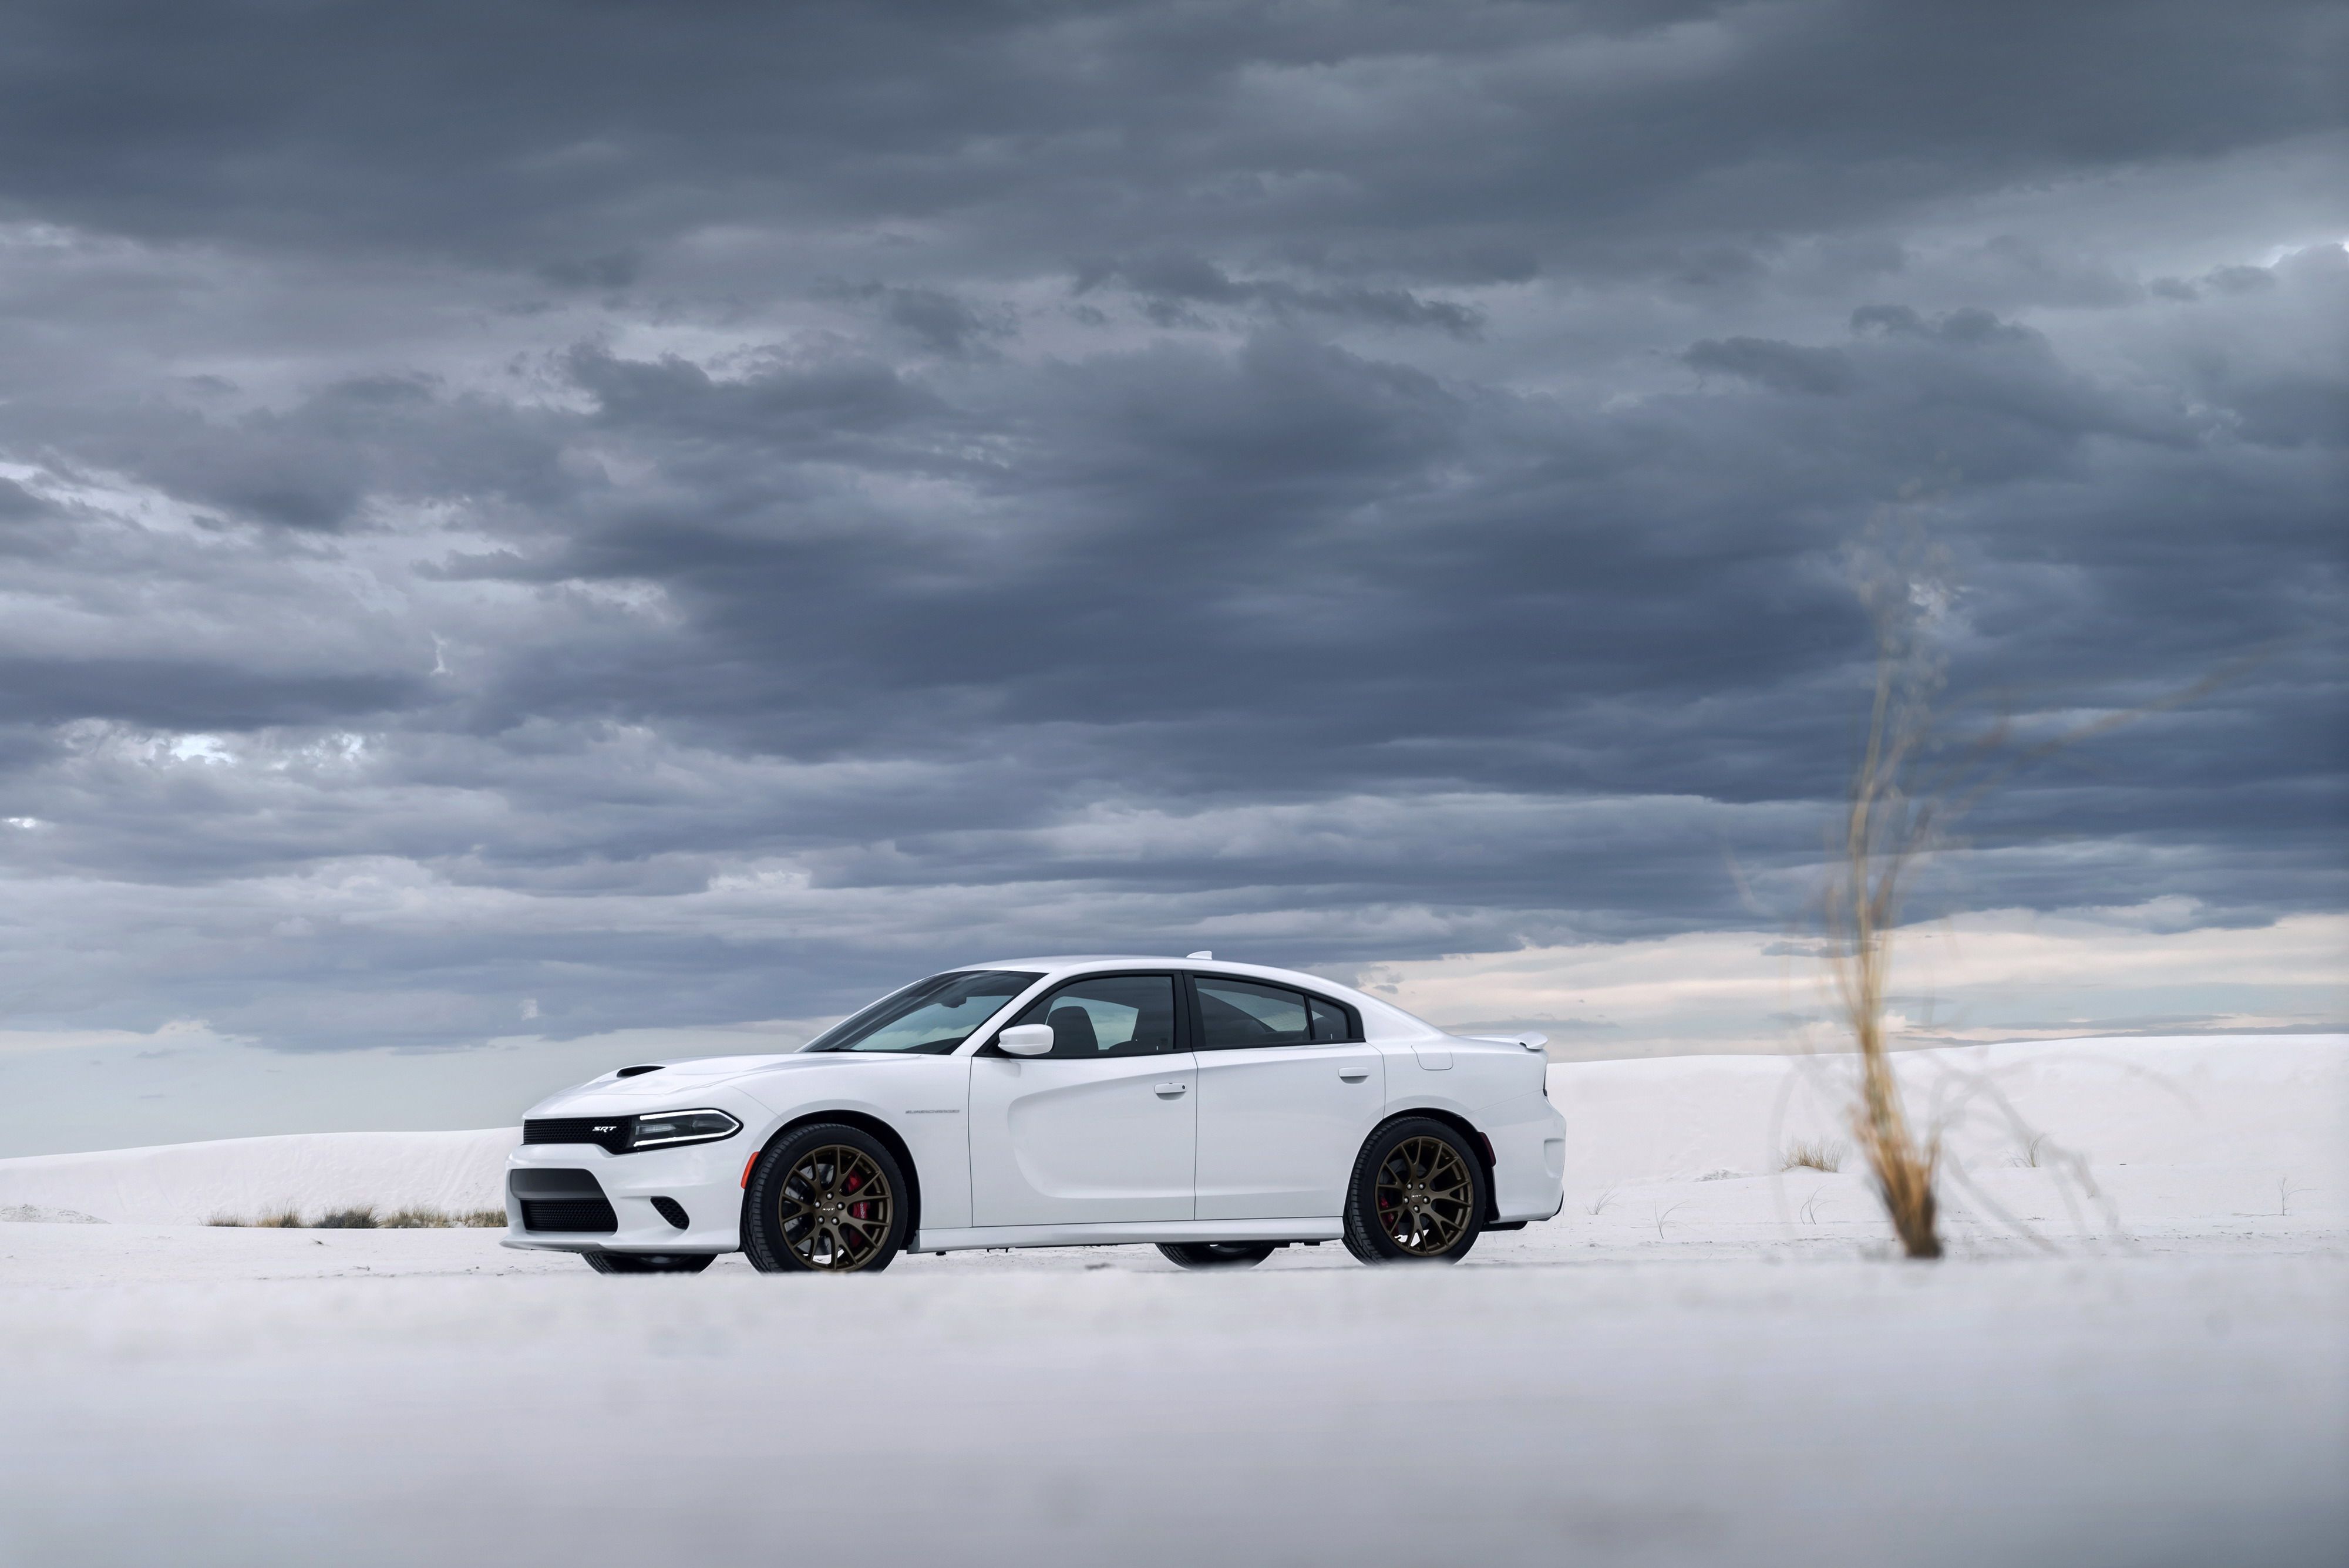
[614,1064,664,1078]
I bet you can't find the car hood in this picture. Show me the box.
[525,1051,920,1118]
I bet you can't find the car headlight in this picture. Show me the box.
[627,1109,742,1150]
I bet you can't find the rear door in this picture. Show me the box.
[967,971,1196,1226]
[1189,975,1385,1221]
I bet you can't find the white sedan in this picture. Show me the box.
[504,955,1565,1273]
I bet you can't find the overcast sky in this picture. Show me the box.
[1,2,2342,1148]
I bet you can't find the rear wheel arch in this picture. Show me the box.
[742,1109,923,1246]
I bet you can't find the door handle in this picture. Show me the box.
[1338,1068,1369,1082]
[1153,1081,1188,1097]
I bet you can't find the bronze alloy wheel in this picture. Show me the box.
[1372,1135,1475,1255]
[777,1143,896,1270]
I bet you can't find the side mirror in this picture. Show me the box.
[997,1024,1054,1057]
[1517,1032,1549,1051]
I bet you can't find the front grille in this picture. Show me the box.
[520,1197,618,1233]
[523,1116,633,1153]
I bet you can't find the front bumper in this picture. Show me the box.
[502,1136,748,1254]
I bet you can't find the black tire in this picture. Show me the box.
[1156,1241,1277,1270]
[583,1250,715,1274]
[743,1122,910,1274]
[1342,1117,1488,1264]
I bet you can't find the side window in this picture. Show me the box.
[1196,978,1310,1049]
[1308,996,1357,1044]
[1010,974,1177,1058]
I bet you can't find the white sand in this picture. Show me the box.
[0,1125,518,1225]
[6,1033,2340,1243]
[2,1034,2342,1567]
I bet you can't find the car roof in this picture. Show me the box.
[971,954,1321,984]
[961,955,1447,1040]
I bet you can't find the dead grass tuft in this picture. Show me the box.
[209,1203,506,1229]
[1781,1139,1845,1174]
[381,1205,509,1227]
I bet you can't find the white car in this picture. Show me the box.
[504,955,1565,1273]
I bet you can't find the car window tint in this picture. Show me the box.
[1012,974,1177,1058]
[1196,978,1310,1048]
[1308,997,1354,1043]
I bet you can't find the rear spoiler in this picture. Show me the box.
[1455,1031,1549,1051]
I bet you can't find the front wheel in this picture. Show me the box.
[1342,1118,1487,1264]
[743,1123,909,1274]
[583,1250,715,1274]
[1156,1241,1276,1270]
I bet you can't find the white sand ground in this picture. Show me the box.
[8,1034,2341,1239]
[2,1035,2343,1567]
[0,1125,516,1226]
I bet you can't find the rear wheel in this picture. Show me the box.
[743,1123,908,1273]
[583,1250,715,1274]
[1342,1118,1486,1264]
[1156,1241,1277,1270]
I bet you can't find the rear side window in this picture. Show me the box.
[1195,978,1310,1048]
[1308,997,1356,1043]
[1009,974,1178,1058]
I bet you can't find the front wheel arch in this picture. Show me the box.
[739,1109,923,1249]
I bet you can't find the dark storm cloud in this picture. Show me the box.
[1,1,2336,264]
[0,0,2340,1045]
[1077,252,1485,336]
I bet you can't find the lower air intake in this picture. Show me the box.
[509,1168,616,1233]
[520,1198,617,1233]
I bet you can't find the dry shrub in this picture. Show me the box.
[1819,517,2237,1261]
[459,1208,507,1227]
[1781,1139,1845,1174]
[315,1206,378,1229]
[256,1208,305,1228]
[1828,548,1946,1260]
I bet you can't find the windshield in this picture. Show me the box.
[802,970,1043,1055]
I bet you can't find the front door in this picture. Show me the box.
[1190,975,1385,1220]
[967,972,1195,1226]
